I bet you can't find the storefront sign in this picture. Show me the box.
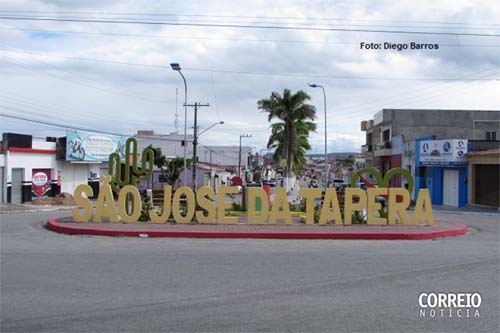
[66,130,128,162]
[32,169,51,197]
[419,139,468,166]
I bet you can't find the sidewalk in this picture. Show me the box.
[0,203,78,214]
[432,204,500,215]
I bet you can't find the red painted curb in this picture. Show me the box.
[47,217,468,240]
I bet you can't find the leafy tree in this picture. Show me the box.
[165,157,191,187]
[258,89,316,176]
[148,145,191,187]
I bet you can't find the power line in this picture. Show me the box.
[4,27,500,47]
[1,15,499,37]
[318,66,499,120]
[1,108,262,159]
[0,94,111,125]
[1,48,498,82]
[0,47,172,104]
[1,110,261,155]
[2,14,499,31]
[0,10,498,27]
[0,109,189,143]
[0,108,130,136]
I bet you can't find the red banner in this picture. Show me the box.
[32,169,52,197]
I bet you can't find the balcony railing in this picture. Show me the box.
[373,141,392,157]
[375,141,392,150]
[361,144,373,153]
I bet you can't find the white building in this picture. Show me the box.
[1,132,112,204]
[134,131,252,171]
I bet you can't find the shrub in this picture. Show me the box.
[139,196,152,222]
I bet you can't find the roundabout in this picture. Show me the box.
[47,216,468,240]
[55,146,467,241]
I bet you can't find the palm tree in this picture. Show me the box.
[258,89,316,177]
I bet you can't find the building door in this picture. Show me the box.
[443,169,459,207]
[11,168,24,204]
[0,167,4,203]
[475,165,500,206]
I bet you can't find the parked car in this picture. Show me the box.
[268,179,277,187]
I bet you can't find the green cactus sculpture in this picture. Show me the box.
[108,138,155,193]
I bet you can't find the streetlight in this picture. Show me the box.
[197,121,224,190]
[309,83,328,191]
[170,63,188,186]
[198,121,224,137]
[238,134,252,178]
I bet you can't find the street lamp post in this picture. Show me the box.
[238,134,252,178]
[309,83,328,191]
[198,121,224,137]
[197,121,223,190]
[170,63,188,187]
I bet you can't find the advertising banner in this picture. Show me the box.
[32,169,51,197]
[66,130,128,162]
[419,139,468,166]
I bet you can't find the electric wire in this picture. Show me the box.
[3,26,499,48]
[0,108,248,161]
[0,10,498,27]
[0,47,172,104]
[1,48,497,82]
[0,15,499,37]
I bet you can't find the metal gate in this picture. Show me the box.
[0,167,4,203]
[11,168,23,204]
[443,169,459,207]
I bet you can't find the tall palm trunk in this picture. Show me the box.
[286,121,293,179]
[258,89,317,181]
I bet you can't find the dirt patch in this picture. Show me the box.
[32,193,76,206]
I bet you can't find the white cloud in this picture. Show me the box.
[0,0,499,154]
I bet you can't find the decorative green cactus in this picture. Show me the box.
[108,138,155,192]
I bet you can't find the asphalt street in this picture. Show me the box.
[1,209,499,332]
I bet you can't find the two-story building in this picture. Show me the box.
[361,109,500,207]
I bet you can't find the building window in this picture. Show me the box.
[367,132,372,145]
[486,131,498,141]
[382,129,390,143]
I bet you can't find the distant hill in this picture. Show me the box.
[306,152,359,159]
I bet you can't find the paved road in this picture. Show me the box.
[1,210,499,332]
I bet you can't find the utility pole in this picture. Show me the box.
[238,133,252,178]
[185,102,210,191]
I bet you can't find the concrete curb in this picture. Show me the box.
[47,217,468,240]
